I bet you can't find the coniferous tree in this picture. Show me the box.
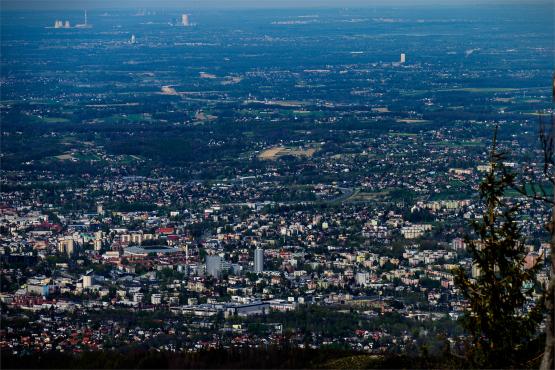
[509,84,555,370]
[454,129,544,368]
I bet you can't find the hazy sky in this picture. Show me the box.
[2,0,551,10]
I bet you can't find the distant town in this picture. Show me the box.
[1,3,553,365]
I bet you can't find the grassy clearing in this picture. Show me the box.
[73,153,100,161]
[389,133,418,137]
[55,153,75,161]
[42,117,70,123]
[436,140,483,148]
[346,190,389,203]
[396,119,429,123]
[258,145,319,160]
[195,111,218,121]
[524,112,552,116]
[402,87,521,96]
[443,87,519,93]
[160,86,179,95]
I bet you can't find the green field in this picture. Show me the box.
[345,190,389,203]
[402,87,520,96]
[41,117,70,123]
[389,133,418,137]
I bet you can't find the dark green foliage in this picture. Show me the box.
[107,201,158,212]
[454,129,544,368]
[0,347,471,369]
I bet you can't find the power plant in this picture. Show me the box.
[75,10,92,28]
[54,20,70,28]
[52,11,90,29]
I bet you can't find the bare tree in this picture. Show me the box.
[539,102,555,370]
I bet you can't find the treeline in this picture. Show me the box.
[0,347,473,369]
